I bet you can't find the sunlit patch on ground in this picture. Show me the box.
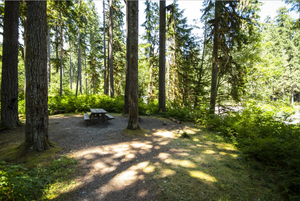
[165,159,197,168]
[189,171,217,182]
[203,149,216,154]
[153,130,176,138]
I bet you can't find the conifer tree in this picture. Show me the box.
[202,0,260,114]
[142,0,159,103]
[1,1,20,128]
[127,0,139,130]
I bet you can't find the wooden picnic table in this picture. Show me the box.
[90,108,107,122]
[83,108,114,126]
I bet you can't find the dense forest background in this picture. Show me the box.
[1,0,300,200]
[0,0,299,110]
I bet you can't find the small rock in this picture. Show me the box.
[162,121,167,125]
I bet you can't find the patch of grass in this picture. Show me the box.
[122,128,150,137]
[150,127,283,201]
[0,156,79,200]
[0,124,78,200]
[0,141,62,169]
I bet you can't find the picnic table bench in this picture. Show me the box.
[83,108,114,126]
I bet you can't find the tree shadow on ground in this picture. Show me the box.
[47,114,282,201]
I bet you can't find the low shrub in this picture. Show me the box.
[0,161,44,200]
[0,156,78,200]
[208,100,300,200]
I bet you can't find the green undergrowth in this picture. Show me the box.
[151,128,283,201]
[0,156,78,201]
[122,128,150,137]
[0,142,61,168]
[207,100,300,200]
[16,94,205,122]
[0,128,79,200]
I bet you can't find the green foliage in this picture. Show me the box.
[0,156,78,200]
[0,161,44,200]
[207,101,300,199]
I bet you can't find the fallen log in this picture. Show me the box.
[169,117,181,124]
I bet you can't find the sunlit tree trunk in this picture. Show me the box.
[1,1,20,128]
[25,1,50,152]
[127,0,139,130]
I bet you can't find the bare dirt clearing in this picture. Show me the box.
[49,114,187,200]
[1,114,281,200]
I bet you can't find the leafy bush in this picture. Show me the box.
[208,100,300,200]
[0,156,78,200]
[0,162,44,200]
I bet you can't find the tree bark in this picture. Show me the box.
[209,1,220,115]
[25,1,50,152]
[124,0,131,115]
[1,1,20,128]
[59,10,63,96]
[85,49,87,94]
[109,0,114,98]
[194,20,207,109]
[147,62,153,103]
[47,23,51,87]
[103,0,108,95]
[69,41,72,90]
[127,0,139,130]
[76,0,81,97]
[159,0,166,113]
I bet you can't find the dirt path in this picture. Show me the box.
[49,114,187,200]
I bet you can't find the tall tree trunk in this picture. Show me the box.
[55,26,59,73]
[209,1,220,115]
[147,62,153,103]
[59,10,63,96]
[158,0,166,113]
[109,0,114,98]
[127,0,139,130]
[124,0,131,114]
[194,20,207,109]
[76,0,81,97]
[103,0,108,95]
[47,23,51,87]
[1,1,20,128]
[85,49,87,94]
[25,1,50,152]
[69,41,72,90]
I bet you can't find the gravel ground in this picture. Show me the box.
[49,113,187,201]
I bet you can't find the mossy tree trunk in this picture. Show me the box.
[127,0,139,130]
[1,1,20,128]
[25,1,50,152]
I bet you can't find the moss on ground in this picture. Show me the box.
[122,128,150,137]
[151,127,282,201]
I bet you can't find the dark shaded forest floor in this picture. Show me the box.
[1,114,283,200]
